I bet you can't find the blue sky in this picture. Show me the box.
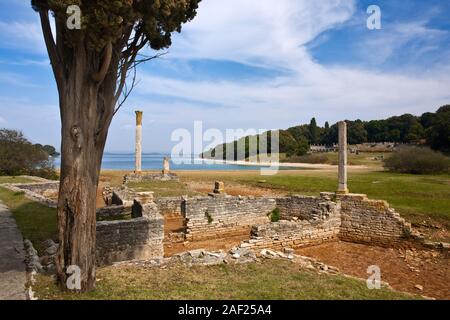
[0,0,449,152]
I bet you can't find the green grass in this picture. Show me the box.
[0,187,57,254]
[33,260,419,300]
[240,171,450,225]
[0,176,36,184]
[126,180,201,198]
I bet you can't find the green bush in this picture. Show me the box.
[205,210,213,224]
[383,146,450,174]
[0,129,58,179]
[268,208,281,222]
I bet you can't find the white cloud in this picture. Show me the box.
[356,21,449,64]
[1,0,449,152]
[169,0,356,70]
[0,20,46,53]
[133,0,450,132]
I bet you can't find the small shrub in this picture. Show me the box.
[268,208,281,222]
[205,210,213,224]
[383,146,450,175]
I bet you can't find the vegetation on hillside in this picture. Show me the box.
[0,129,58,179]
[203,106,450,160]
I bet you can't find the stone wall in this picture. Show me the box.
[96,205,131,220]
[96,204,164,266]
[123,172,179,184]
[155,197,183,216]
[183,195,276,241]
[275,195,339,221]
[338,193,412,247]
[239,193,412,251]
[2,182,59,208]
[240,200,341,250]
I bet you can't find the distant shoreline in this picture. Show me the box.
[196,158,368,170]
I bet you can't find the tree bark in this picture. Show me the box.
[37,9,130,292]
[55,44,119,291]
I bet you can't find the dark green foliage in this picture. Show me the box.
[309,118,319,144]
[268,208,281,222]
[205,210,213,224]
[32,0,201,51]
[203,106,450,160]
[383,146,450,175]
[425,106,450,153]
[0,129,58,179]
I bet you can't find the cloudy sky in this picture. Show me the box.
[0,0,449,152]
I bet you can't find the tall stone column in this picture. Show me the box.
[135,111,143,173]
[337,121,349,194]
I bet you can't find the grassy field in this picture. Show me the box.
[0,186,58,254]
[0,176,36,184]
[33,260,419,300]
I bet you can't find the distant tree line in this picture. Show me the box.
[0,129,59,178]
[203,105,450,160]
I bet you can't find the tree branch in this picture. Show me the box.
[92,41,113,83]
[39,10,64,90]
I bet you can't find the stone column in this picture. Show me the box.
[162,157,170,175]
[337,121,349,194]
[135,111,143,173]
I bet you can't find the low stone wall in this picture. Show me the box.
[155,197,183,216]
[239,193,412,251]
[338,194,412,247]
[123,172,179,184]
[96,205,164,266]
[2,182,59,208]
[183,195,276,241]
[276,195,339,221]
[240,204,341,250]
[111,187,139,207]
[96,205,132,220]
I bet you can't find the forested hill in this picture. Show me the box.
[202,105,450,160]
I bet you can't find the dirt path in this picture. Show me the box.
[297,241,449,300]
[0,202,26,300]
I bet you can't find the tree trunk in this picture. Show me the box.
[55,46,117,291]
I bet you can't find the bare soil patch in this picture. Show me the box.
[296,241,449,300]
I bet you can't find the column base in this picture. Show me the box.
[336,188,349,195]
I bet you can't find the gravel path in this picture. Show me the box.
[0,202,26,300]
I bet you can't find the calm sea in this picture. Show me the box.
[54,153,281,171]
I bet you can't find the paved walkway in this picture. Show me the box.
[0,202,26,300]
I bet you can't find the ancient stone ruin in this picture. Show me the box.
[1,120,436,272]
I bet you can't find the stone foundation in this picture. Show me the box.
[275,195,339,221]
[123,172,179,184]
[3,177,419,266]
[239,193,412,251]
[96,205,132,220]
[183,195,276,241]
[96,203,164,266]
[1,181,59,208]
[337,193,412,247]
[155,197,183,216]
